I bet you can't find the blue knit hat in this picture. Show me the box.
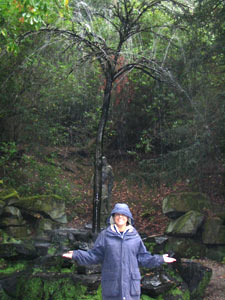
[109,203,134,225]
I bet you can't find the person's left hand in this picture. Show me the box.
[163,254,176,263]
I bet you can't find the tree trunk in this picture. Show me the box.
[92,75,113,233]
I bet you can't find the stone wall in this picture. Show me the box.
[162,192,225,262]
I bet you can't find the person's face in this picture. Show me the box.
[114,213,128,228]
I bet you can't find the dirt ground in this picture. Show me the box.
[196,259,225,300]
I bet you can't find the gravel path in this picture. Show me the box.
[196,259,225,300]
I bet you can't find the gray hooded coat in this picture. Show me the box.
[72,203,164,300]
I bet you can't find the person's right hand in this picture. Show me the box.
[163,254,176,263]
[62,251,73,259]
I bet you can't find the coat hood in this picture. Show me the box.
[108,203,134,225]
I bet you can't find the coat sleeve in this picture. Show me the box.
[72,231,105,265]
[137,239,164,268]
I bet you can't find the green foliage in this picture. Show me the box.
[0,0,70,54]
[168,287,190,300]
[0,152,73,201]
[0,259,27,275]
[145,241,157,254]
[141,295,156,300]
[0,289,12,300]
[15,276,88,300]
[0,0,224,202]
[17,277,43,300]
[0,142,18,166]
[78,285,102,300]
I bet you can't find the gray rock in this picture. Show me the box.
[202,217,225,245]
[166,210,204,237]
[0,188,20,206]
[205,245,225,262]
[15,195,67,223]
[165,237,206,258]
[162,192,211,219]
[178,260,212,299]
[141,268,190,298]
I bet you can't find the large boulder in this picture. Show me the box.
[165,210,204,237]
[162,192,211,219]
[1,272,99,300]
[165,237,206,259]
[178,260,212,299]
[15,195,67,223]
[0,188,20,207]
[0,226,212,300]
[0,206,25,227]
[202,217,225,245]
[0,241,37,259]
[141,268,189,298]
[205,245,225,262]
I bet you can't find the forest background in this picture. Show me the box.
[0,0,224,233]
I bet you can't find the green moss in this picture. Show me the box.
[165,237,206,259]
[0,188,20,201]
[145,242,157,253]
[168,287,190,300]
[0,229,22,244]
[163,192,211,216]
[183,290,191,300]
[15,275,88,300]
[190,269,212,299]
[16,277,43,300]
[141,295,156,300]
[32,267,43,274]
[78,285,102,300]
[171,287,183,296]
[47,246,57,256]
[0,261,27,275]
[0,258,6,268]
[163,264,183,283]
[61,268,72,273]
[0,289,13,300]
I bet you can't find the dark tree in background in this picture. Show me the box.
[60,0,189,232]
[1,0,200,231]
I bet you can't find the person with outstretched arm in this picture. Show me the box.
[62,203,176,300]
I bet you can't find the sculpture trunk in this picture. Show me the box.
[92,76,112,233]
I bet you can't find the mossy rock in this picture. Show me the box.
[0,260,28,277]
[179,261,212,300]
[0,240,36,259]
[0,200,5,214]
[166,211,204,237]
[35,218,57,237]
[190,269,212,300]
[162,192,211,219]
[15,275,87,300]
[0,188,20,206]
[78,285,102,299]
[165,237,206,259]
[3,205,23,218]
[5,226,30,239]
[166,283,190,300]
[202,217,225,245]
[15,195,67,223]
[205,245,225,262]
[0,243,18,258]
[0,288,12,300]
[141,295,156,300]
